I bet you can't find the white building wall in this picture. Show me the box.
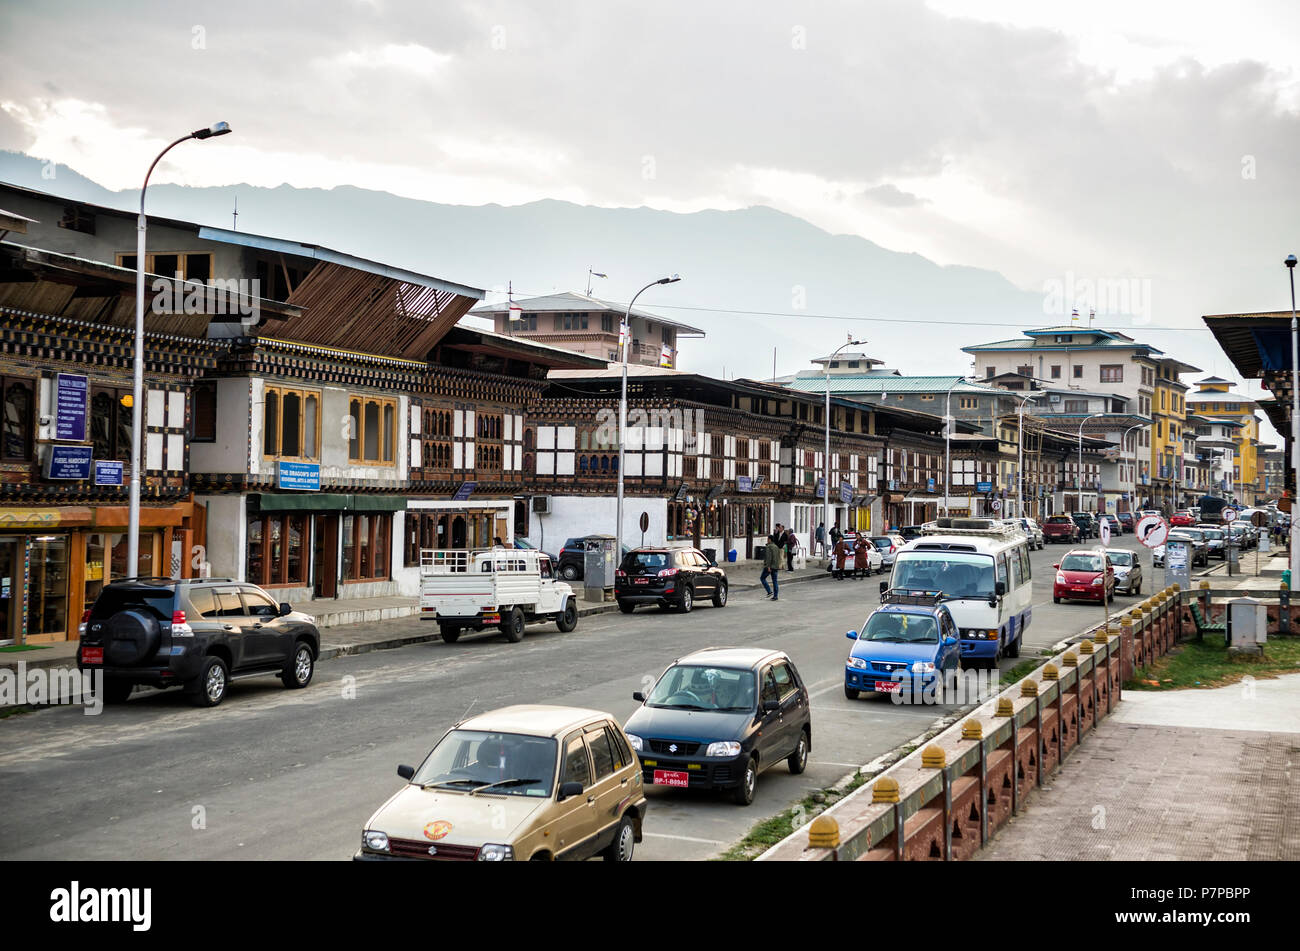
[522,496,668,555]
[196,494,247,580]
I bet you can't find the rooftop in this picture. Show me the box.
[471,290,706,335]
[784,374,1002,396]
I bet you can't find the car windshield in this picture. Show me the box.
[1180,530,1205,541]
[893,552,995,599]
[646,664,756,712]
[1060,554,1102,572]
[412,730,557,798]
[1202,530,1224,540]
[1106,551,1133,566]
[859,612,939,644]
[622,551,671,573]
[872,537,893,548]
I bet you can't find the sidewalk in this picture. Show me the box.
[976,673,1300,861]
[0,560,834,675]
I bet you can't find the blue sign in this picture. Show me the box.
[46,445,93,480]
[94,461,124,486]
[976,480,993,493]
[452,481,477,501]
[277,460,321,491]
[927,478,936,492]
[839,481,853,503]
[815,477,825,499]
[55,373,88,441]
[736,475,753,493]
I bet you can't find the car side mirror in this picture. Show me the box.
[879,581,887,595]
[279,602,292,617]
[846,630,858,640]
[943,636,957,647]
[397,764,415,781]
[557,781,584,802]
[995,581,1006,596]
[632,691,645,702]
[1052,564,1060,570]
[762,699,780,713]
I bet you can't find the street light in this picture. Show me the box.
[1015,393,1039,518]
[1287,253,1297,579]
[1077,413,1109,513]
[616,275,680,566]
[1122,422,1152,518]
[942,374,970,516]
[128,121,231,577]
[822,338,865,551]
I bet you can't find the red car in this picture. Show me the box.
[1169,511,1195,527]
[1052,550,1115,604]
[1042,514,1081,544]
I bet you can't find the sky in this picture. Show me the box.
[1,0,1298,439]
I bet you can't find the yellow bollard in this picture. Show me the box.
[1020,679,1039,697]
[808,814,840,848]
[921,745,946,768]
[872,776,901,804]
[961,720,984,741]
[1041,663,1060,681]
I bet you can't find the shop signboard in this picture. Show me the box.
[839,481,853,503]
[45,445,93,480]
[452,481,477,501]
[55,373,88,441]
[277,461,321,491]
[736,475,752,493]
[976,480,992,493]
[94,461,124,486]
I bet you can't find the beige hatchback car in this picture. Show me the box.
[355,705,647,862]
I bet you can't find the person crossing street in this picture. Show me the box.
[760,525,785,601]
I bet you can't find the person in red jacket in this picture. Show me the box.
[832,537,851,580]
[852,535,871,579]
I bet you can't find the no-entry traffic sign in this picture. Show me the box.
[1099,519,1111,545]
[1136,514,1169,548]
[1222,507,1238,523]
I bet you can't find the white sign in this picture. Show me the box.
[1221,507,1238,523]
[1099,519,1111,545]
[990,498,1001,513]
[1136,514,1169,549]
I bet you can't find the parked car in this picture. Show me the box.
[624,648,811,806]
[1194,526,1227,559]
[1043,514,1081,544]
[1167,529,1210,567]
[1052,550,1115,604]
[1153,543,1167,568]
[824,533,883,578]
[1116,511,1135,533]
[355,705,646,861]
[1103,548,1143,596]
[843,594,960,702]
[898,525,924,542]
[1227,521,1256,550]
[615,547,727,614]
[871,534,908,567]
[77,577,320,708]
[1169,511,1195,527]
[557,535,625,581]
[1011,518,1044,550]
[1100,514,1122,537]
[1070,512,1098,539]
[419,549,577,643]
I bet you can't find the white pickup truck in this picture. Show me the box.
[419,549,579,644]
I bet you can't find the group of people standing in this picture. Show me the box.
[760,523,800,601]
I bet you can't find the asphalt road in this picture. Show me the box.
[0,533,1153,862]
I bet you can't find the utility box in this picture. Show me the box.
[1228,596,1267,656]
[584,537,617,602]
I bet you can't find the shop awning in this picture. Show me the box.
[249,493,406,512]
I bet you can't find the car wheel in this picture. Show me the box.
[1007,634,1021,658]
[1133,581,1141,596]
[555,598,578,633]
[98,678,134,705]
[732,756,758,806]
[601,814,636,862]
[189,655,228,708]
[787,729,809,774]
[679,586,693,613]
[500,606,525,643]
[280,642,315,689]
[712,582,728,608]
[617,600,635,615]
[560,564,579,581]
[439,624,462,643]
[1053,595,1061,604]
[844,685,860,700]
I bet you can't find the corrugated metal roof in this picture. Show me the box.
[783,375,1001,395]
[471,291,705,335]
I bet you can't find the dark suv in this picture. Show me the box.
[615,548,727,614]
[1071,512,1098,539]
[77,578,321,708]
[557,535,623,581]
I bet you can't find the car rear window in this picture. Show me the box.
[1046,516,1072,524]
[622,551,671,573]
[89,587,176,621]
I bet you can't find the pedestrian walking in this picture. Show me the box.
[853,535,871,579]
[815,522,826,558]
[832,536,851,580]
[784,525,797,571]
[760,527,784,600]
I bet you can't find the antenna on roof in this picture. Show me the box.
[232,194,238,231]
[586,267,607,296]
[1088,308,1095,328]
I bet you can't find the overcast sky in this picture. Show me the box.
[2,0,1298,436]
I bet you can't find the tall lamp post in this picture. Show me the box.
[616,276,680,566]
[942,374,969,516]
[1287,253,1298,578]
[1077,413,1108,513]
[822,339,866,547]
[129,122,231,577]
[1122,422,1150,517]
[1015,393,1039,518]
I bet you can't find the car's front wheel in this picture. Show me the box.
[601,815,636,862]
[732,756,758,805]
[280,642,315,689]
[844,684,860,700]
[555,598,578,633]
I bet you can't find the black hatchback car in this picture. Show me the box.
[77,577,321,708]
[624,648,811,805]
[615,547,727,614]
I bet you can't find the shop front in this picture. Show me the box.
[0,503,203,645]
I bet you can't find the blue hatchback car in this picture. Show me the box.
[844,592,961,702]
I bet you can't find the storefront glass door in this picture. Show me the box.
[0,538,18,645]
[30,534,69,640]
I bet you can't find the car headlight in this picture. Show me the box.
[477,843,515,862]
[706,741,742,757]
[1091,576,1103,585]
[847,657,868,669]
[1056,573,1066,584]
[625,733,643,752]
[911,661,936,673]
[363,831,390,853]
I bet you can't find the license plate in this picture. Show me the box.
[634,578,649,585]
[1072,587,1088,593]
[482,614,500,624]
[652,769,689,788]
[874,680,901,692]
[81,647,103,664]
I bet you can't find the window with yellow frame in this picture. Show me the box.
[263,385,321,460]
[348,395,397,466]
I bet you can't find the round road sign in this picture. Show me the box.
[990,498,1001,513]
[1099,519,1111,545]
[1135,514,1169,549]
[1221,507,1238,523]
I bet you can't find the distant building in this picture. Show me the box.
[1183,376,1263,505]
[472,291,705,368]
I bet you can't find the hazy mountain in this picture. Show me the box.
[0,150,1047,380]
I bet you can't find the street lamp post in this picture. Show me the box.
[822,339,865,552]
[129,122,231,578]
[1122,422,1150,518]
[616,276,680,567]
[1015,393,1039,518]
[942,375,969,516]
[1287,254,1298,578]
[1077,413,1107,514]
